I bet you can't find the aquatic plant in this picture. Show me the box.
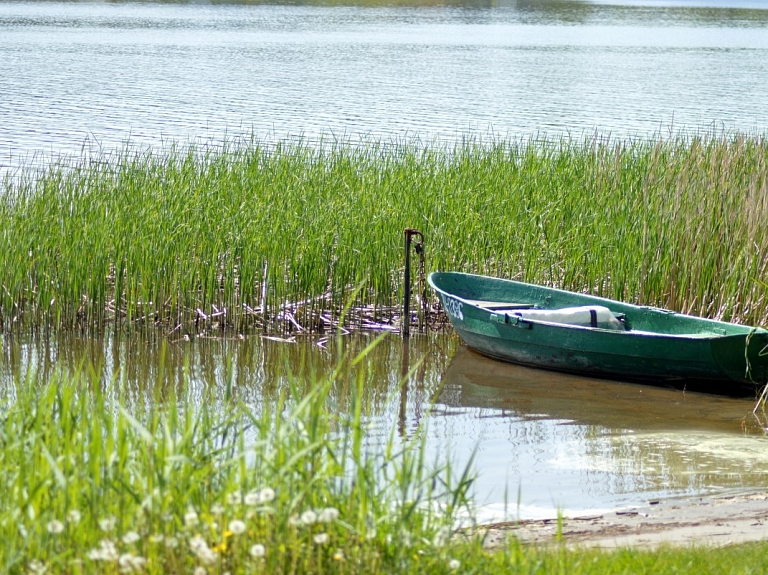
[0,341,474,573]
[1,133,767,335]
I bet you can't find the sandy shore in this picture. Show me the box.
[480,491,768,549]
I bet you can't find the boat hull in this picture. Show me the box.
[429,272,768,387]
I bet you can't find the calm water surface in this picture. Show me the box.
[2,0,768,167]
[3,333,767,521]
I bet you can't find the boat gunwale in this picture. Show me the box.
[428,271,766,338]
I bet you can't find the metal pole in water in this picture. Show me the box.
[402,228,424,337]
[403,229,412,337]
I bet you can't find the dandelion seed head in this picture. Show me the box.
[226,493,242,506]
[257,488,275,503]
[66,510,81,524]
[27,560,46,575]
[193,567,207,575]
[98,517,117,532]
[197,547,218,566]
[300,510,317,525]
[317,507,339,523]
[244,493,259,506]
[228,520,246,535]
[184,508,199,528]
[87,539,119,562]
[313,533,329,545]
[211,504,225,516]
[164,536,179,548]
[189,535,208,552]
[46,520,64,534]
[249,543,266,558]
[122,531,140,545]
[117,553,147,574]
[448,558,461,570]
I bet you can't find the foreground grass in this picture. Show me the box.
[0,341,474,574]
[2,341,768,575]
[1,133,767,334]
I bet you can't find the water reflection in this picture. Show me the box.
[2,333,768,521]
[439,346,768,520]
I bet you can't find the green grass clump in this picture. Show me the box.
[0,342,474,574]
[1,133,767,335]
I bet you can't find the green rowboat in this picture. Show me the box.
[428,272,768,387]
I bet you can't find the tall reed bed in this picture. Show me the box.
[0,342,474,573]
[1,134,767,335]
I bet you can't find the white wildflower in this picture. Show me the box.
[300,510,317,525]
[287,514,301,527]
[189,535,208,553]
[193,568,207,575]
[87,539,119,562]
[228,520,246,535]
[27,560,47,574]
[184,508,199,528]
[189,535,217,565]
[46,520,65,534]
[67,510,81,524]
[249,543,266,558]
[448,558,461,570]
[99,517,117,532]
[118,553,147,574]
[226,492,242,506]
[256,488,275,503]
[211,504,225,516]
[317,507,339,523]
[243,492,260,506]
[122,531,140,545]
[313,532,329,545]
[197,547,218,566]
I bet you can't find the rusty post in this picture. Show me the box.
[402,228,424,337]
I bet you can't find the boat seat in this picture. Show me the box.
[511,305,626,331]
[464,300,534,311]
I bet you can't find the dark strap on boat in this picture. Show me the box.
[589,309,597,328]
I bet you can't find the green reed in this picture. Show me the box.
[2,133,767,335]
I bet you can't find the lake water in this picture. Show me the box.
[2,0,768,168]
[3,333,767,521]
[3,0,768,521]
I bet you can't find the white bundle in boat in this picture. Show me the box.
[511,306,625,330]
